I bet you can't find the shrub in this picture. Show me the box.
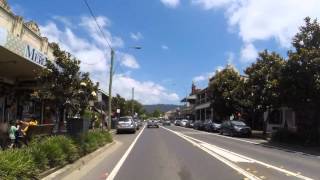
[75,130,112,155]
[55,136,79,163]
[0,131,112,179]
[29,141,49,171]
[38,136,67,167]
[0,149,37,180]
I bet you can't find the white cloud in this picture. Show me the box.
[119,53,140,69]
[113,74,180,104]
[193,75,206,82]
[192,0,320,62]
[193,66,224,82]
[161,45,169,50]
[52,16,72,27]
[161,0,180,8]
[40,16,178,104]
[226,52,234,65]
[240,43,258,63]
[130,32,143,41]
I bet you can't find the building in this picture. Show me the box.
[179,83,199,120]
[0,0,56,124]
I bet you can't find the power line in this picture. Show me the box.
[83,0,112,50]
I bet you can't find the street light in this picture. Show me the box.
[107,46,142,131]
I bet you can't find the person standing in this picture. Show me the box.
[8,121,19,148]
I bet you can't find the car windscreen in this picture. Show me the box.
[231,121,246,126]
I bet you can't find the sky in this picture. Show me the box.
[8,0,320,105]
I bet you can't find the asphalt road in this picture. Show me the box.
[62,125,320,180]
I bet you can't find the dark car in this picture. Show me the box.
[147,120,159,128]
[193,120,205,130]
[204,120,221,132]
[162,120,171,126]
[220,120,251,137]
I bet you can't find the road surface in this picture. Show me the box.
[62,125,320,180]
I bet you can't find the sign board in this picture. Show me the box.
[0,28,48,67]
[97,92,102,102]
[116,109,120,114]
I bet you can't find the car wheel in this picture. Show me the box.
[230,131,234,137]
[219,130,223,135]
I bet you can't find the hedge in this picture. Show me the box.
[0,130,113,180]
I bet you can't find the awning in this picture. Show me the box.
[181,94,197,102]
[195,102,210,110]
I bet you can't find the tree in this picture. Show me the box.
[208,65,242,119]
[124,100,144,117]
[280,17,320,143]
[37,43,98,124]
[111,94,126,116]
[245,50,285,112]
[152,109,162,118]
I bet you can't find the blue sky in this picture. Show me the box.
[8,0,320,104]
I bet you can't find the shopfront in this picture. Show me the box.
[0,1,55,124]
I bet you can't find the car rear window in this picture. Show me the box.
[119,118,131,122]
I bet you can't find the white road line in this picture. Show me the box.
[163,126,314,180]
[175,126,264,144]
[162,126,261,180]
[106,126,146,180]
[200,142,253,163]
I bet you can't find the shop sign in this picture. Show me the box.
[0,28,48,67]
[25,44,47,66]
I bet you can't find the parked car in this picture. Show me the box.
[193,120,205,130]
[185,120,194,128]
[180,119,189,127]
[162,120,171,126]
[134,119,142,130]
[204,120,221,132]
[147,120,159,128]
[116,116,136,134]
[220,120,251,137]
[174,120,181,126]
[203,120,212,131]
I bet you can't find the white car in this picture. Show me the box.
[180,119,189,127]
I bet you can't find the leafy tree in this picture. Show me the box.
[280,17,320,143]
[152,109,162,118]
[245,50,285,112]
[208,65,242,119]
[111,94,126,116]
[124,100,144,117]
[37,43,98,123]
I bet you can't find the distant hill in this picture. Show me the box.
[143,104,180,113]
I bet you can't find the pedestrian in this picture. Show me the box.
[8,121,19,148]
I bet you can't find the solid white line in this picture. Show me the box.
[163,126,314,180]
[175,126,263,144]
[161,126,261,180]
[106,126,146,180]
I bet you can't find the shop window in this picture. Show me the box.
[268,110,282,125]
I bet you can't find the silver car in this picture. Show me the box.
[117,116,136,134]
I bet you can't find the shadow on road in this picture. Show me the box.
[257,142,320,156]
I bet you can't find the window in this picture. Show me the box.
[268,110,282,124]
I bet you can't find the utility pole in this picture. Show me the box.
[108,49,114,132]
[132,87,134,118]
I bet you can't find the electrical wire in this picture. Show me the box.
[83,0,113,51]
